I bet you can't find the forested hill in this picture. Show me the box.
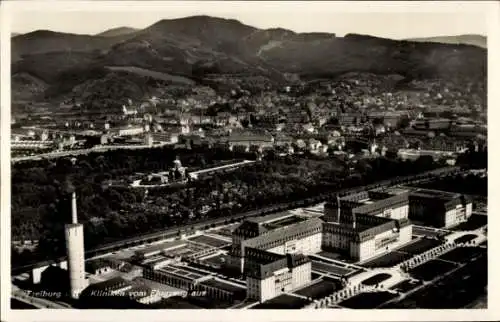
[12,16,486,103]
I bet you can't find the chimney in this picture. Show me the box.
[71,192,78,224]
[336,195,341,223]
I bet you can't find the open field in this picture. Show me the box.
[398,238,442,255]
[408,260,458,281]
[383,254,487,309]
[390,279,423,293]
[338,291,398,309]
[294,280,341,300]
[252,294,311,309]
[450,214,487,231]
[361,273,392,286]
[311,261,353,276]
[105,66,195,84]
[188,235,230,248]
[438,247,486,264]
[362,251,412,268]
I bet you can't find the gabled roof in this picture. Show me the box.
[233,221,268,238]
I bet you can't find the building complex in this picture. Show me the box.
[23,184,475,306]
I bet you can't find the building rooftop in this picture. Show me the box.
[244,248,311,279]
[233,212,299,238]
[261,215,308,230]
[86,277,132,292]
[245,247,285,266]
[155,265,205,280]
[200,278,245,293]
[339,191,370,203]
[247,212,294,224]
[324,219,383,233]
[371,186,411,196]
[140,255,172,267]
[135,240,187,257]
[85,258,112,272]
[407,188,461,201]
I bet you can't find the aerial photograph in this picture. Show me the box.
[7,1,488,313]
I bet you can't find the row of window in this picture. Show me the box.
[143,271,193,290]
[252,229,321,250]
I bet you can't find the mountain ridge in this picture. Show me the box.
[406,34,486,48]
[11,16,487,103]
[96,27,139,38]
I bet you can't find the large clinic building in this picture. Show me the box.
[229,213,322,273]
[224,184,474,302]
[322,188,413,261]
[228,213,319,301]
[244,248,311,302]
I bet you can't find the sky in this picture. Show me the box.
[7,1,491,39]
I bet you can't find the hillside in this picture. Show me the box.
[11,16,487,104]
[96,26,139,38]
[11,30,135,62]
[407,34,486,49]
[11,72,48,102]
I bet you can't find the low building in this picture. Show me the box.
[366,111,405,128]
[134,240,188,259]
[116,126,144,137]
[338,113,363,126]
[397,149,456,161]
[10,140,54,150]
[150,132,179,144]
[413,118,452,131]
[407,188,472,228]
[142,265,212,290]
[140,255,179,270]
[226,130,274,151]
[79,277,153,308]
[85,259,112,276]
[194,278,246,302]
[31,261,68,285]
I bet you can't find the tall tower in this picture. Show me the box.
[337,195,341,223]
[64,192,88,299]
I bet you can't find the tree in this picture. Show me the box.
[372,117,384,126]
[396,116,410,129]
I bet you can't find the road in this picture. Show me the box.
[11,166,463,276]
[11,144,166,163]
[413,225,450,238]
